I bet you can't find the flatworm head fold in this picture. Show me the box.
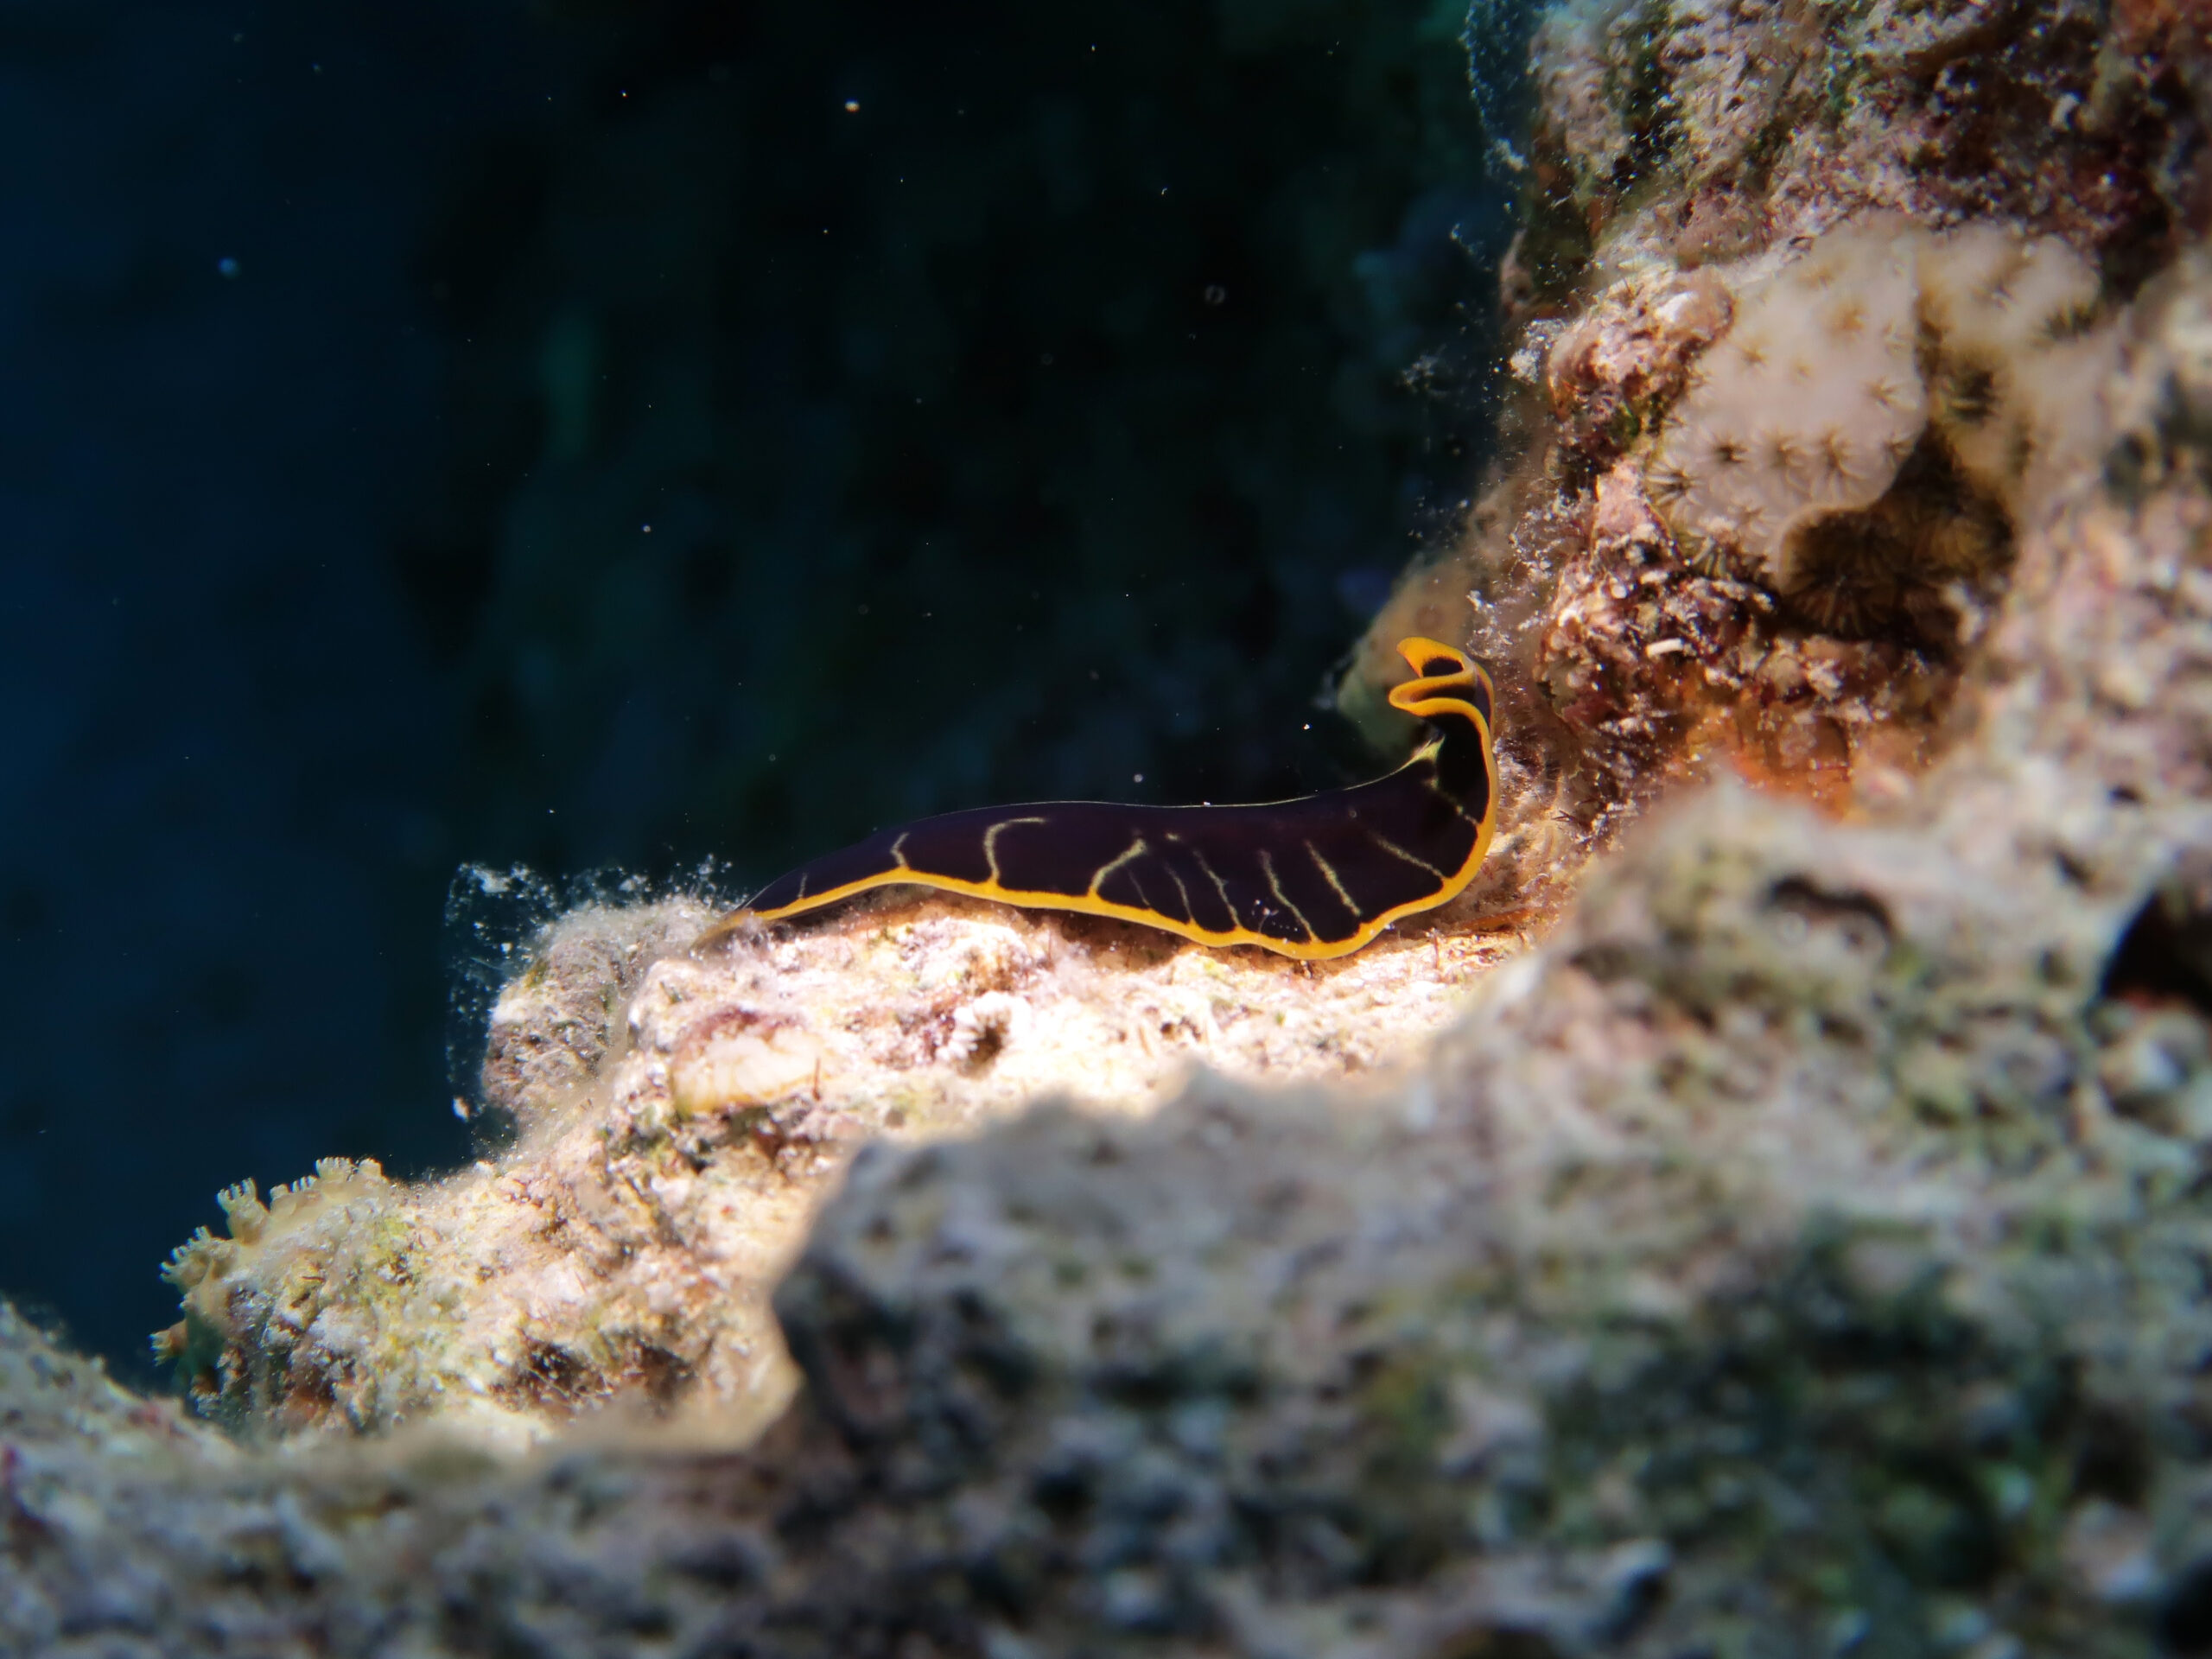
[701,636,1497,960]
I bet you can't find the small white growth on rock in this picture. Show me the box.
[157,1158,397,1366]
[669,1022,826,1117]
[946,991,1029,1066]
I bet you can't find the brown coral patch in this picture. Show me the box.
[1779,438,2014,641]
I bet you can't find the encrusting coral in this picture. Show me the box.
[6,0,2212,1651]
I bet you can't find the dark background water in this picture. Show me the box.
[0,0,1506,1376]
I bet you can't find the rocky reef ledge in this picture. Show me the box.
[12,2,2212,1653]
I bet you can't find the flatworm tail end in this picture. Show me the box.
[705,635,1500,960]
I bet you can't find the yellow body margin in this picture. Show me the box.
[718,636,1497,961]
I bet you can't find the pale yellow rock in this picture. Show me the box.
[163,878,1533,1440]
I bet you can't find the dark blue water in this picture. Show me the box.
[0,0,1508,1376]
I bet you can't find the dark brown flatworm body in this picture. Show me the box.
[703,637,1497,960]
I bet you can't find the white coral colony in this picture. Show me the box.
[1649,225,1927,588]
[1645,218,2115,606]
[1916,225,2113,509]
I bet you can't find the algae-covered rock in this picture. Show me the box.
[1351,0,2202,853]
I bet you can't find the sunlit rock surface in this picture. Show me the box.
[10,1,2212,1653]
[156,886,1529,1440]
